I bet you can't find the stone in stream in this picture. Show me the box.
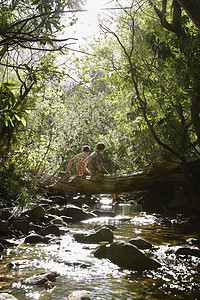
[24,271,59,286]
[24,233,45,244]
[97,241,161,271]
[0,220,11,237]
[12,217,30,234]
[67,290,92,300]
[38,224,61,237]
[128,237,153,249]
[27,206,46,219]
[58,204,96,221]
[175,247,200,257]
[73,227,113,244]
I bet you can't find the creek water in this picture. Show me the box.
[0,196,200,299]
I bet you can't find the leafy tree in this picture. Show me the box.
[0,0,83,164]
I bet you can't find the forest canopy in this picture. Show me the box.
[0,0,200,205]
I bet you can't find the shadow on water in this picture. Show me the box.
[0,195,200,299]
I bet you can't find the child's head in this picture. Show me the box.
[96,142,105,152]
[82,145,90,153]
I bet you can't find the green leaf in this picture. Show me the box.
[14,114,21,121]
[20,117,26,126]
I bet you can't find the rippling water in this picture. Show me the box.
[0,196,200,299]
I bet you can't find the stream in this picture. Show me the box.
[0,196,200,299]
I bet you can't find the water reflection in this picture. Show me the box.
[0,197,199,299]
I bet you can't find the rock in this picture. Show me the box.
[129,237,152,249]
[93,245,108,258]
[59,204,95,221]
[38,225,60,237]
[24,234,44,244]
[0,293,18,299]
[106,241,161,271]
[0,209,12,220]
[29,223,43,233]
[0,220,11,236]
[12,218,30,234]
[60,215,73,223]
[67,290,92,300]
[24,271,59,286]
[29,206,46,219]
[45,207,58,215]
[175,247,200,257]
[74,227,113,244]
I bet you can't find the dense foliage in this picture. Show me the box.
[0,0,199,205]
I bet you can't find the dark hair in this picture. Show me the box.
[96,142,105,151]
[82,145,90,152]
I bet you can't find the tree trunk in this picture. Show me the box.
[176,0,200,30]
[48,155,189,195]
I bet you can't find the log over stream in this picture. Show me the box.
[48,155,188,195]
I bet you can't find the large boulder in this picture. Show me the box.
[74,227,113,244]
[106,241,161,271]
[59,205,96,221]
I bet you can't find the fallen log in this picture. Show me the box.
[48,155,188,195]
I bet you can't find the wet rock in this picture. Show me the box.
[29,223,43,233]
[0,239,18,247]
[93,245,108,258]
[92,210,116,218]
[59,204,96,221]
[0,209,12,220]
[129,237,153,249]
[0,220,11,236]
[175,247,200,257]
[38,224,60,237]
[67,290,92,300]
[60,215,73,223]
[50,217,64,225]
[28,206,46,219]
[12,217,30,234]
[24,234,44,244]
[74,227,113,244]
[50,195,66,205]
[42,214,56,222]
[0,293,18,299]
[45,207,58,215]
[24,271,59,286]
[106,241,161,271]
[43,234,60,244]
